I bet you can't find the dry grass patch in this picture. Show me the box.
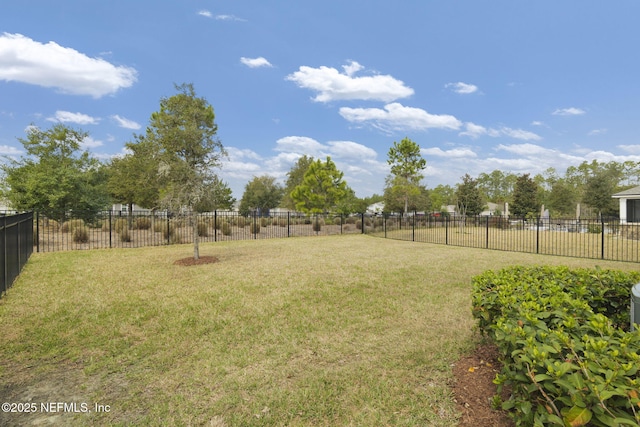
[1,235,637,426]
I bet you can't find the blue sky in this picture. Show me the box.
[2,1,640,199]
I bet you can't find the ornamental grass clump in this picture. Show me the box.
[62,219,85,233]
[72,225,89,243]
[135,217,152,230]
[472,266,640,427]
[221,222,232,236]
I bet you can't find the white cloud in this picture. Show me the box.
[618,145,640,154]
[327,140,378,160]
[588,128,607,136]
[459,122,541,141]
[198,10,213,18]
[286,61,414,103]
[275,136,326,156]
[445,82,478,94]
[0,33,137,98]
[500,127,542,141]
[422,147,477,158]
[342,61,364,76]
[47,110,99,125]
[111,115,141,130]
[215,14,247,22]
[0,145,22,156]
[553,107,586,116]
[80,136,103,149]
[240,57,273,68]
[339,103,462,132]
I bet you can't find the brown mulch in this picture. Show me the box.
[452,342,515,427]
[173,255,219,266]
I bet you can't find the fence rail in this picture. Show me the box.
[363,213,640,263]
[1,212,34,297]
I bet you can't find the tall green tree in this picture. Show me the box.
[510,174,540,217]
[582,171,619,218]
[477,170,517,203]
[145,83,225,259]
[546,178,578,217]
[1,123,110,224]
[455,174,484,216]
[290,157,349,214]
[239,175,284,216]
[194,177,235,212]
[429,184,456,214]
[282,155,314,210]
[386,137,426,214]
[106,136,162,223]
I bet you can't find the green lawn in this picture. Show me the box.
[1,235,637,426]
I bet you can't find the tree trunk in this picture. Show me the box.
[192,211,200,260]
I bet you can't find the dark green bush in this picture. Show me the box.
[472,266,640,426]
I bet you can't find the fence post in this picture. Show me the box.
[445,216,449,245]
[36,211,40,253]
[108,210,112,249]
[167,215,170,245]
[536,216,540,254]
[287,212,290,238]
[412,211,416,241]
[361,212,365,234]
[214,211,217,242]
[601,216,605,260]
[253,211,257,239]
[486,216,489,249]
[384,213,387,238]
[2,215,6,295]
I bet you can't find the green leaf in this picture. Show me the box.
[561,405,592,426]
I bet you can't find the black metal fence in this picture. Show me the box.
[33,210,366,252]
[363,213,640,263]
[21,210,640,263]
[1,212,34,297]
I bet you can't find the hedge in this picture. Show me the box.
[472,266,640,426]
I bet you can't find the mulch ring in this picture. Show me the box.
[173,255,219,266]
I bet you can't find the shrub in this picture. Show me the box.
[472,266,640,426]
[135,217,152,230]
[260,218,269,228]
[197,220,208,237]
[312,218,323,232]
[355,220,362,230]
[119,227,131,242]
[221,222,232,236]
[170,229,181,244]
[154,220,165,233]
[72,225,89,243]
[278,218,287,227]
[62,219,85,233]
[250,222,260,234]
[113,218,128,233]
[587,224,602,234]
[237,217,246,228]
[214,218,223,230]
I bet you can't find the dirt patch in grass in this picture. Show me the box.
[452,342,514,427]
[173,255,219,266]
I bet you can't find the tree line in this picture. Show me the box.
[2,83,638,233]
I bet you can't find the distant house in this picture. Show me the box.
[366,202,385,215]
[111,203,153,215]
[612,185,640,223]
